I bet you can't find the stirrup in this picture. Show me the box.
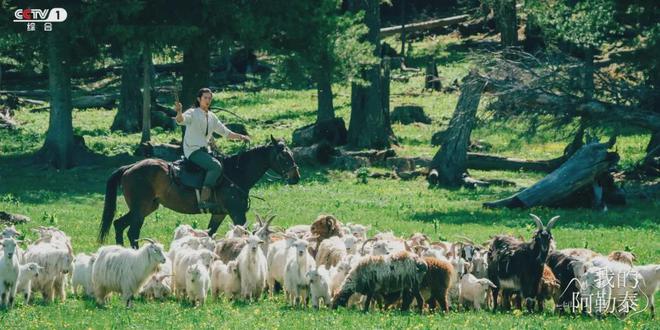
[195,189,218,213]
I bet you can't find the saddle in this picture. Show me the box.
[169,155,225,189]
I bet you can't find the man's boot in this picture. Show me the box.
[198,186,218,210]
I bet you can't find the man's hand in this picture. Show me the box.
[175,102,183,123]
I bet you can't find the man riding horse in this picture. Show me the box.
[175,88,250,209]
[99,88,301,248]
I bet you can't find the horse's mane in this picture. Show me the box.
[221,143,272,169]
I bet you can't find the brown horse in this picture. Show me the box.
[99,136,300,248]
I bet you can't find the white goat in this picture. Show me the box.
[237,235,267,301]
[284,238,316,306]
[633,264,659,316]
[266,234,297,294]
[91,239,167,307]
[307,267,331,308]
[23,238,74,303]
[459,273,496,310]
[71,253,96,297]
[172,248,217,298]
[185,262,210,306]
[210,260,241,300]
[0,238,20,308]
[16,262,42,303]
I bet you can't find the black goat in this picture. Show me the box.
[546,251,587,314]
[487,214,559,312]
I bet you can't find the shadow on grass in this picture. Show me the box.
[411,206,659,230]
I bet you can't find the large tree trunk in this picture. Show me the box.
[494,0,518,47]
[181,37,210,109]
[347,0,391,150]
[642,130,660,175]
[428,71,486,187]
[111,44,142,132]
[316,51,335,122]
[141,43,152,144]
[484,139,622,209]
[39,23,74,169]
[523,11,544,51]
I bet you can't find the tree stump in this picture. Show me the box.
[331,155,370,171]
[391,105,432,124]
[424,60,442,91]
[292,118,348,147]
[0,211,30,225]
[291,142,338,166]
[428,71,486,187]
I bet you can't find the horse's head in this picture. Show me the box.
[268,135,300,184]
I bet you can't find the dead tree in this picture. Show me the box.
[428,71,486,187]
[484,138,623,209]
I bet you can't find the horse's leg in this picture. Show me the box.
[128,200,159,249]
[208,214,227,237]
[113,213,133,246]
[228,211,247,227]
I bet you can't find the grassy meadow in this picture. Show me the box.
[0,34,658,329]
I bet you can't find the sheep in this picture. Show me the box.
[15,262,42,304]
[419,257,454,312]
[23,238,74,303]
[311,215,343,239]
[91,238,167,307]
[459,273,496,311]
[71,253,96,297]
[284,238,316,306]
[172,248,217,298]
[315,236,347,269]
[185,262,210,306]
[608,251,636,266]
[307,267,332,308]
[487,214,558,312]
[266,234,297,294]
[210,260,241,300]
[236,235,267,301]
[632,264,659,317]
[332,251,428,312]
[0,238,20,308]
[546,251,587,314]
[536,265,560,312]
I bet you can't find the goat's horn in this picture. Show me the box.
[404,240,412,252]
[137,238,156,244]
[529,214,544,230]
[361,238,377,255]
[546,216,559,231]
[254,213,264,226]
[266,215,276,227]
[456,235,475,245]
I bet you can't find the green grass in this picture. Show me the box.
[0,34,658,329]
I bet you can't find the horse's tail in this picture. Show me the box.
[99,164,133,243]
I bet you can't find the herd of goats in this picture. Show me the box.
[0,213,658,319]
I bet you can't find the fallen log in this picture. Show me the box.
[72,94,117,110]
[330,155,370,171]
[0,211,31,225]
[339,148,396,164]
[291,142,338,166]
[135,142,181,161]
[0,108,18,130]
[483,139,622,209]
[292,118,348,147]
[379,14,470,38]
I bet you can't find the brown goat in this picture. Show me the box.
[607,250,636,266]
[420,257,454,312]
[536,265,560,312]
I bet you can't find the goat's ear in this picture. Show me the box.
[547,216,560,231]
[487,280,497,288]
